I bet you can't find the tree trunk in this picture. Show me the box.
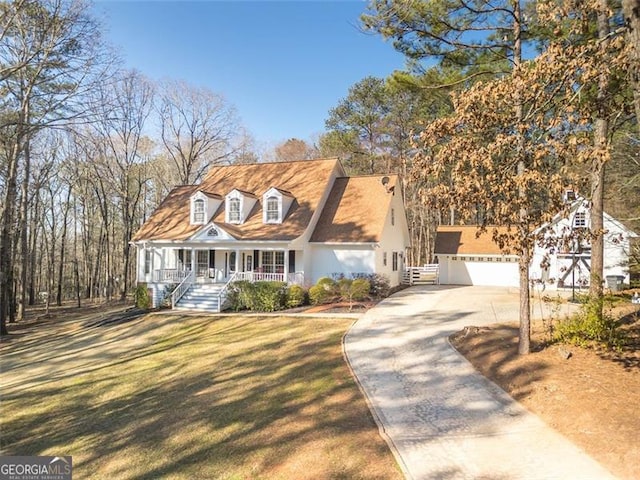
[518,245,531,355]
[0,139,22,336]
[56,185,72,306]
[28,187,40,305]
[513,0,530,354]
[17,138,31,321]
[590,1,611,303]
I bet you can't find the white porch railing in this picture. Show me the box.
[216,272,238,311]
[235,271,282,282]
[234,271,305,284]
[171,270,194,309]
[403,264,440,285]
[154,269,191,283]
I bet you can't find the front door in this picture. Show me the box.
[196,250,209,281]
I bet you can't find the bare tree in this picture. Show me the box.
[0,0,112,335]
[91,70,154,300]
[157,79,240,185]
[274,138,317,162]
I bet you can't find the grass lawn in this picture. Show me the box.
[0,312,402,479]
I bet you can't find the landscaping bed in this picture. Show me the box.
[450,302,640,480]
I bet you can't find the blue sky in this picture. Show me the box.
[94,1,407,149]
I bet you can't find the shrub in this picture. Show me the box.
[337,278,371,310]
[228,280,287,312]
[351,278,371,300]
[253,281,287,312]
[309,277,338,305]
[554,296,624,349]
[364,273,390,298]
[134,284,152,309]
[161,284,177,308]
[227,280,253,311]
[286,284,307,308]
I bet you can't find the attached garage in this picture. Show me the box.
[435,226,519,287]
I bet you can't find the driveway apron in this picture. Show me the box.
[344,285,616,480]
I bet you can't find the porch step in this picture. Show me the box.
[174,284,226,313]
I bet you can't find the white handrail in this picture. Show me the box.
[154,269,191,283]
[216,272,239,311]
[171,270,194,308]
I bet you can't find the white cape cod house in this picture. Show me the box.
[434,199,637,289]
[132,158,411,310]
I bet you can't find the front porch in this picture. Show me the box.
[139,245,305,310]
[140,246,304,285]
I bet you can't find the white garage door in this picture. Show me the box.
[444,257,519,287]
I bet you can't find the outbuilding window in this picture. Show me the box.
[573,211,587,228]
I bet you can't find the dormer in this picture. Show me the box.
[262,187,294,224]
[225,189,257,224]
[190,191,222,225]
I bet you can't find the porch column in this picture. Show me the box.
[190,248,196,275]
[138,245,145,282]
[283,250,289,283]
[235,249,240,274]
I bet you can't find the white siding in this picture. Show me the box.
[309,246,375,283]
[376,187,411,286]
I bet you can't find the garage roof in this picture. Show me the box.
[434,226,513,255]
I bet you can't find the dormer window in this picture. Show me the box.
[228,198,241,223]
[262,187,294,224]
[190,191,221,225]
[224,189,257,224]
[193,199,205,223]
[266,196,279,223]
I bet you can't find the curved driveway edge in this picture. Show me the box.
[344,285,616,480]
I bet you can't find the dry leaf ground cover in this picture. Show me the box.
[0,309,402,480]
[451,302,640,480]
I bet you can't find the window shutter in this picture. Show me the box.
[288,251,296,272]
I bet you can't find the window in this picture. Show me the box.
[228,198,241,223]
[392,252,398,271]
[391,208,395,226]
[383,252,387,267]
[193,198,205,223]
[144,250,152,275]
[266,196,279,222]
[229,252,236,273]
[262,251,285,273]
[573,211,587,228]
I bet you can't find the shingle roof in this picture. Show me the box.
[434,225,514,255]
[310,175,398,243]
[132,158,343,242]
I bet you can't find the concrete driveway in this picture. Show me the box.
[344,285,616,480]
